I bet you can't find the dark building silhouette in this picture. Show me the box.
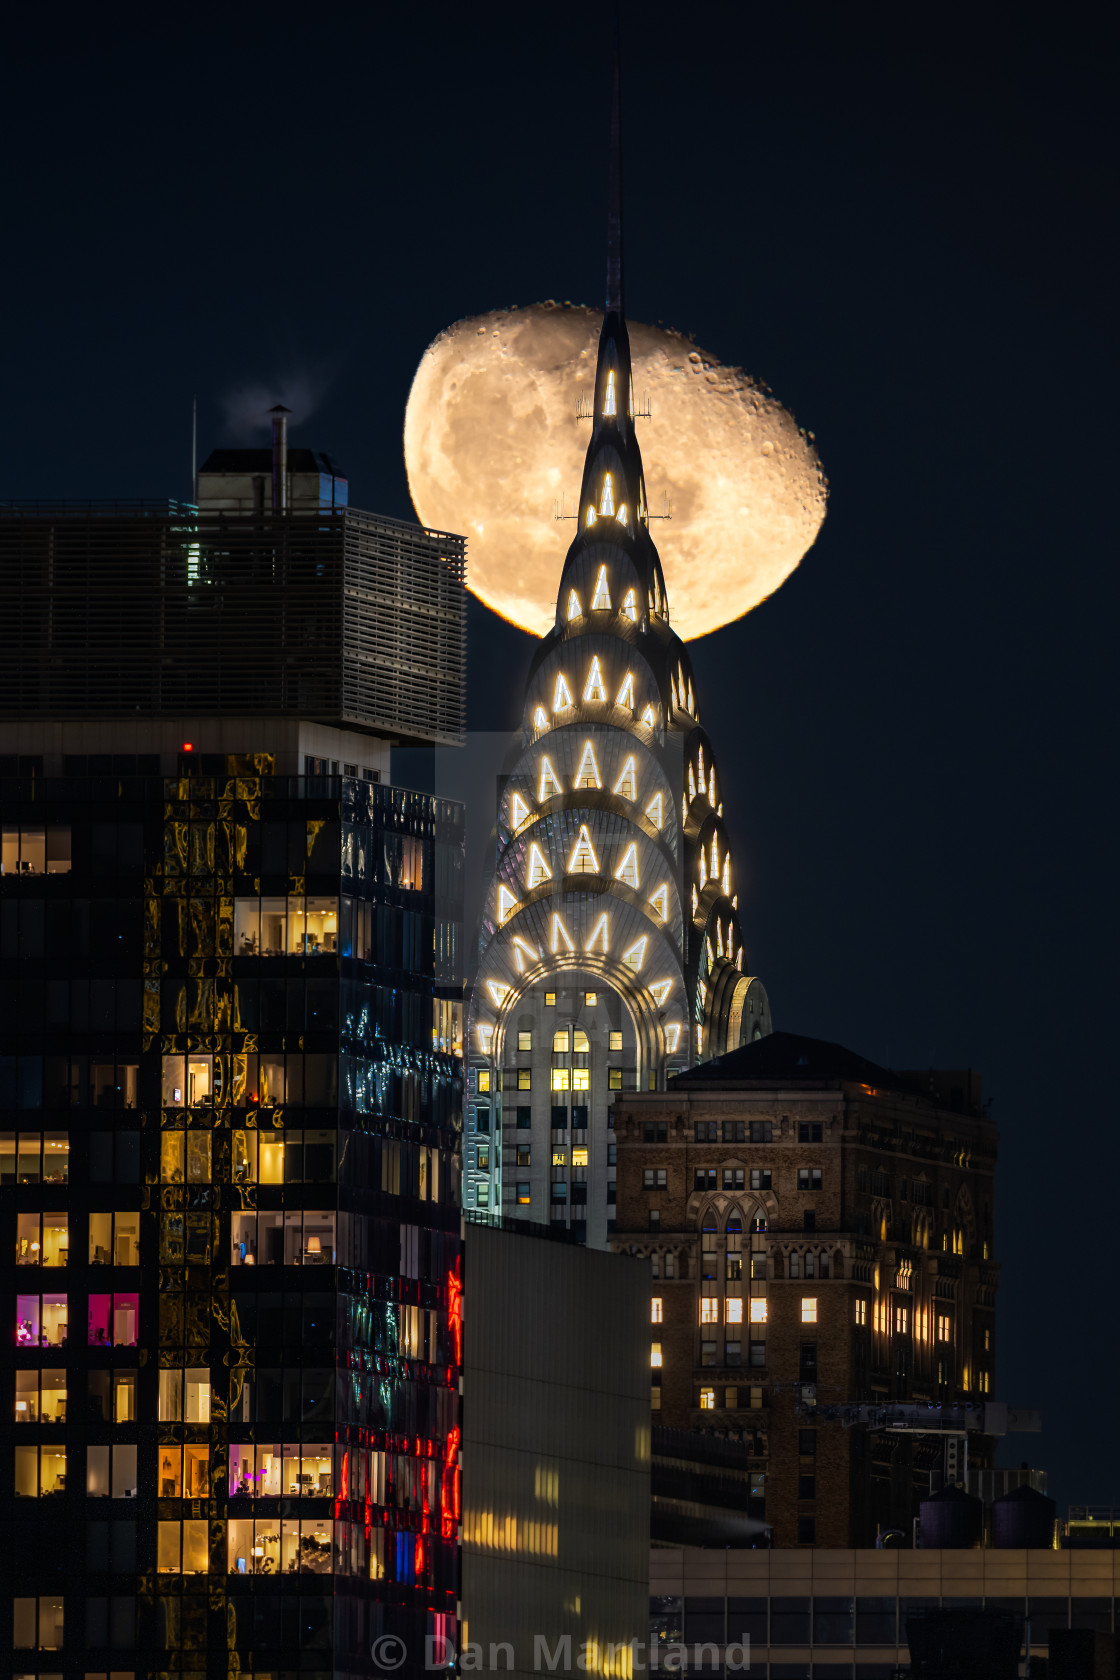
[0,468,468,1679]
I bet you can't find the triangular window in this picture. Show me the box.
[648,884,668,922]
[614,842,640,890]
[599,476,615,518]
[613,755,637,800]
[551,914,574,954]
[591,566,611,610]
[583,657,607,703]
[585,911,610,954]
[616,672,635,710]
[649,979,672,1007]
[567,825,600,874]
[641,703,656,728]
[621,588,637,621]
[497,884,518,925]
[622,935,647,973]
[574,741,601,789]
[509,792,530,828]
[526,843,553,889]
[567,589,582,622]
[604,370,617,417]
[645,791,663,830]
[538,757,562,801]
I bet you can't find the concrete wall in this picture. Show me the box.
[463,1225,650,1677]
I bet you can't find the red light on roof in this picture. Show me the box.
[182,742,193,752]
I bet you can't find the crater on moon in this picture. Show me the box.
[404,302,827,642]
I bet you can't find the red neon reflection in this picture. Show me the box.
[447,1258,462,1367]
[440,1424,461,1538]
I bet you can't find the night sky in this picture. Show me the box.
[3,3,1116,1508]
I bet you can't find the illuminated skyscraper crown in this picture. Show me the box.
[469,61,771,1078]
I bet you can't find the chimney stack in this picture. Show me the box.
[270,405,291,512]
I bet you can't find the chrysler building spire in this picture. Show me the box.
[465,58,772,1244]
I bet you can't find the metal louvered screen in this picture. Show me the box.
[0,502,466,746]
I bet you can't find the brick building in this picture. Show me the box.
[611,1031,1000,1547]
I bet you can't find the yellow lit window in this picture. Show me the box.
[725,1299,743,1324]
[553,1029,570,1051]
[700,1298,719,1324]
[551,1069,570,1091]
[609,1068,622,1090]
[567,588,582,622]
[750,1299,768,1324]
[572,1147,589,1166]
[518,1031,532,1051]
[534,705,548,729]
[855,1299,867,1326]
[651,1297,663,1324]
[609,1031,623,1051]
[700,1388,715,1411]
[575,740,602,788]
[641,703,656,728]
[545,992,556,1007]
[572,1069,589,1092]
[573,1030,589,1052]
[526,842,552,888]
[622,587,637,620]
[487,980,511,1007]
[592,565,611,609]
[651,1341,663,1368]
[585,992,597,1006]
[510,791,530,827]
[517,1069,531,1091]
[615,842,640,889]
[477,1070,490,1094]
[585,505,597,526]
[583,657,607,703]
[613,754,637,800]
[801,1297,818,1324]
[616,673,635,711]
[622,936,647,973]
[497,883,517,924]
[648,883,669,922]
[649,980,672,1007]
[552,1151,567,1166]
[552,672,573,711]
[665,1022,682,1053]
[604,370,617,416]
[568,825,600,874]
[539,757,562,800]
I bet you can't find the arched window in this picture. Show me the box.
[788,1250,800,1280]
[701,1209,718,1282]
[725,1211,743,1282]
[804,1251,815,1279]
[819,1251,830,1280]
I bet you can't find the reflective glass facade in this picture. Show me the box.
[0,763,463,1680]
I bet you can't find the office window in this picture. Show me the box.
[722,1167,745,1190]
[643,1122,668,1143]
[516,1106,531,1129]
[651,1298,663,1324]
[694,1167,717,1191]
[724,1341,741,1366]
[663,1252,675,1278]
[895,1305,909,1334]
[517,1068,531,1091]
[650,1342,663,1369]
[750,1386,764,1409]
[476,1184,490,1208]
[609,1031,623,1051]
[15,1212,69,1268]
[725,1387,739,1409]
[804,1251,816,1279]
[937,1314,951,1342]
[1,1132,70,1185]
[651,1382,661,1410]
[701,1340,717,1367]
[798,1122,823,1143]
[699,1388,715,1410]
[750,1169,771,1191]
[12,1595,64,1649]
[552,1028,570,1052]
[725,1298,743,1324]
[516,1146,530,1167]
[694,1122,718,1142]
[788,1251,800,1279]
[699,1297,719,1324]
[551,1106,567,1129]
[476,1069,491,1094]
[749,1299,768,1323]
[798,1168,822,1191]
[721,1121,746,1143]
[14,1368,65,1425]
[572,1068,589,1091]
[749,1120,773,1143]
[801,1297,818,1324]
[855,1298,868,1326]
[749,1340,766,1368]
[545,992,556,1006]
[2,825,71,876]
[609,1067,623,1089]
[648,1209,660,1230]
[800,1341,818,1379]
[584,992,597,1006]
[551,1068,570,1091]
[156,1519,209,1574]
[517,1031,532,1051]
[571,1104,589,1128]
[14,1444,67,1497]
[643,1168,667,1189]
[87,1213,138,1267]
[572,1147,589,1166]
[475,1106,491,1136]
[476,1147,489,1171]
[516,1183,531,1205]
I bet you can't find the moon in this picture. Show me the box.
[403,302,827,641]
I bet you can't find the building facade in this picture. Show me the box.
[465,74,771,1244]
[461,1218,649,1677]
[0,492,468,1680]
[611,1031,1000,1547]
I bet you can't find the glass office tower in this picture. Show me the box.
[0,493,467,1680]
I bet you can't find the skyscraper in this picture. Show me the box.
[0,463,467,1680]
[465,69,772,1245]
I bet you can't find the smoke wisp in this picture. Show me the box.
[220,363,335,440]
